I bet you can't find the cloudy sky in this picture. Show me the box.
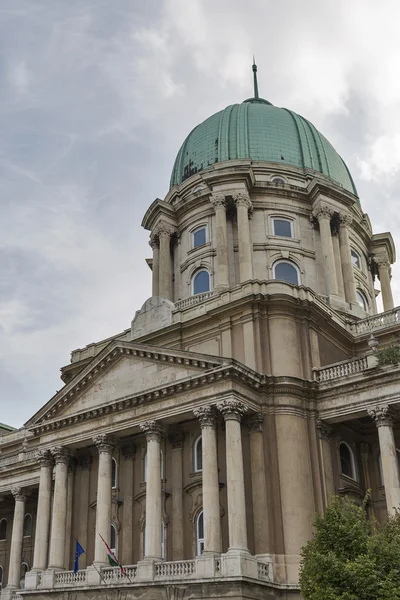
[1,0,400,427]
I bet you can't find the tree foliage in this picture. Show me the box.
[299,496,400,600]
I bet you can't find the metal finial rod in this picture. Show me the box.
[252,57,259,99]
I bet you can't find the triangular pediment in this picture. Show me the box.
[26,341,224,427]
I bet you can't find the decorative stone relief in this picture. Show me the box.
[37,450,53,467]
[233,192,252,209]
[312,204,334,221]
[246,413,264,433]
[368,404,395,427]
[217,399,249,421]
[317,419,332,441]
[193,406,217,429]
[93,434,115,454]
[131,296,174,339]
[11,486,26,502]
[139,420,165,442]
[210,194,226,210]
[338,213,353,228]
[50,446,74,464]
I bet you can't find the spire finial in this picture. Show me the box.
[252,57,259,99]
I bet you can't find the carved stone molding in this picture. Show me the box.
[312,204,333,221]
[368,404,395,427]
[149,234,159,250]
[93,434,116,454]
[217,399,249,422]
[153,221,177,240]
[246,412,264,433]
[193,405,217,429]
[375,257,391,270]
[50,446,74,464]
[317,419,332,441]
[139,420,165,442]
[233,192,252,210]
[37,449,53,468]
[210,194,227,210]
[11,486,27,502]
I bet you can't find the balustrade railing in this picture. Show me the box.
[0,449,38,469]
[54,570,87,586]
[102,566,137,582]
[316,356,368,382]
[155,560,196,578]
[353,308,400,334]
[257,562,270,580]
[174,292,214,311]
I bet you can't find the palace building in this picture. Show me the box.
[1,65,400,600]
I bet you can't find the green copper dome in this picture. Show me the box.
[170,98,357,196]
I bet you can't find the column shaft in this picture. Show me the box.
[93,435,115,565]
[217,400,249,552]
[169,434,184,559]
[32,452,53,571]
[76,456,92,569]
[140,421,163,560]
[7,488,26,588]
[193,407,221,553]
[332,233,345,298]
[247,414,270,554]
[234,193,253,282]
[368,405,400,515]
[64,465,75,569]
[121,444,135,566]
[158,231,171,300]
[48,447,71,569]
[317,420,335,506]
[151,239,160,297]
[378,263,394,311]
[212,196,229,288]
[314,206,338,296]
[338,216,357,303]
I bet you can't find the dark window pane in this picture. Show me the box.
[193,271,210,294]
[195,438,202,471]
[273,219,292,237]
[0,520,6,541]
[356,291,367,310]
[23,515,32,537]
[110,525,116,549]
[351,250,360,268]
[198,512,204,538]
[193,228,206,247]
[112,459,117,488]
[340,444,354,478]
[274,263,299,285]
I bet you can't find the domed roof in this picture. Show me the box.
[170,97,357,196]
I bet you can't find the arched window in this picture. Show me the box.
[196,511,204,556]
[273,261,300,285]
[192,225,207,249]
[192,270,210,295]
[110,524,117,556]
[271,177,285,185]
[111,458,117,489]
[356,290,368,311]
[340,442,356,480]
[23,514,32,538]
[20,562,29,587]
[351,249,361,269]
[193,436,202,472]
[0,520,7,541]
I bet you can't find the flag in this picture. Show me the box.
[98,533,126,573]
[73,539,85,574]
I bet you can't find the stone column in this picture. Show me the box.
[234,192,253,283]
[48,447,72,570]
[168,432,184,560]
[6,487,26,589]
[332,232,345,299]
[156,222,174,301]
[368,405,400,515]
[32,451,53,571]
[193,406,221,554]
[64,460,75,569]
[217,400,249,552]
[93,434,115,565]
[246,413,270,554]
[140,421,164,560]
[76,455,92,569]
[313,205,338,296]
[317,420,335,506]
[211,195,229,289]
[377,260,394,311]
[121,442,135,566]
[149,236,160,297]
[338,214,357,303]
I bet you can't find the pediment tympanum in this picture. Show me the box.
[26,341,223,427]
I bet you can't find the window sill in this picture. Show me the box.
[187,242,211,256]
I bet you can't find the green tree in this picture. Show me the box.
[299,496,400,600]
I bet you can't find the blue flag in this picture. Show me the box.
[73,539,85,574]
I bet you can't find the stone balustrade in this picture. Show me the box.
[352,307,400,334]
[315,357,369,382]
[174,291,214,311]
[155,560,196,578]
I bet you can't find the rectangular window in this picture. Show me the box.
[193,227,206,248]
[273,218,293,238]
[351,249,361,269]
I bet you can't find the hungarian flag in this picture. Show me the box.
[98,533,126,573]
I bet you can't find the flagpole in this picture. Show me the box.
[91,562,108,585]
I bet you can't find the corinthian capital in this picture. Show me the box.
[93,434,116,454]
[233,192,252,209]
[11,486,27,502]
[51,446,74,464]
[368,404,395,427]
[338,213,353,228]
[193,405,217,429]
[246,413,264,433]
[153,221,176,239]
[210,194,227,210]
[316,419,332,441]
[38,449,53,468]
[139,420,165,442]
[149,233,159,250]
[217,399,249,422]
[312,204,333,221]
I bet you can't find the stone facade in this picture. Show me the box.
[1,119,399,600]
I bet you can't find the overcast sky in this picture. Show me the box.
[1,0,400,428]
